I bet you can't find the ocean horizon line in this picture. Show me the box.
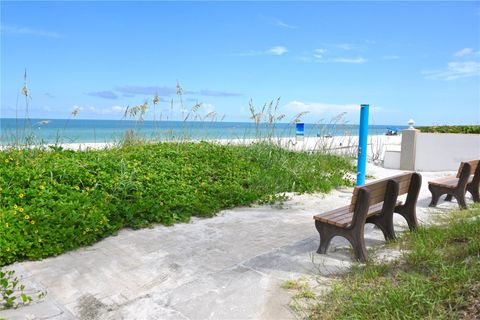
[0,118,408,144]
[0,117,406,127]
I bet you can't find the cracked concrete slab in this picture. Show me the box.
[1,164,466,320]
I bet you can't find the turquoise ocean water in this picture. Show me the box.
[0,118,406,144]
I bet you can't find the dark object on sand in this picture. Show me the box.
[317,133,333,138]
[385,128,399,136]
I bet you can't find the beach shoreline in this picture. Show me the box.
[0,135,402,159]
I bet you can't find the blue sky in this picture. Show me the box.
[1,1,479,125]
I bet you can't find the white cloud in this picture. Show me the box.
[73,105,125,115]
[268,46,288,55]
[423,61,480,80]
[233,50,260,57]
[314,49,326,59]
[454,48,474,57]
[234,46,288,57]
[112,106,124,111]
[423,48,480,80]
[309,49,366,64]
[272,18,297,29]
[285,101,359,115]
[283,101,381,119]
[383,55,400,60]
[1,24,60,38]
[333,57,366,64]
[202,103,215,114]
[336,43,354,50]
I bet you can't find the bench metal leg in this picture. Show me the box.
[395,173,422,231]
[395,173,421,232]
[367,215,396,240]
[453,193,467,209]
[366,180,399,241]
[395,205,418,231]
[345,229,368,263]
[467,184,480,203]
[315,221,369,262]
[315,221,335,254]
[315,189,371,262]
[428,184,444,207]
[445,194,453,202]
[467,163,480,203]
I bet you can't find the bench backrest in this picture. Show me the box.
[456,160,480,178]
[348,173,414,212]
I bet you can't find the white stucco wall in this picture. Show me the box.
[414,133,480,171]
[384,150,401,169]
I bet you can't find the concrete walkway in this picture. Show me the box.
[1,164,464,320]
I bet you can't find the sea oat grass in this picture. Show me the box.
[0,141,354,266]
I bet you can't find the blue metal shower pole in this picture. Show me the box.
[356,104,369,186]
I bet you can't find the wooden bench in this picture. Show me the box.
[313,172,422,262]
[428,159,480,209]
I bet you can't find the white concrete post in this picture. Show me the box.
[400,119,419,170]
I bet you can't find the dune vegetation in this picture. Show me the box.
[0,142,355,266]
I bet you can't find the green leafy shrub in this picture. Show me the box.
[0,142,354,266]
[417,125,480,134]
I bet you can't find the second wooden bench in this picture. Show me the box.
[428,159,480,209]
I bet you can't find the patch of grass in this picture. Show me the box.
[0,142,355,266]
[309,204,480,319]
[283,278,319,318]
[294,288,317,300]
[282,278,310,290]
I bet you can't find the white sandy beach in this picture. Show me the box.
[26,134,402,164]
[1,160,465,320]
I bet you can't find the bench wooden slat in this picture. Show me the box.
[314,202,386,222]
[334,201,403,227]
[353,183,410,195]
[351,175,408,195]
[316,205,351,220]
[323,212,353,227]
[314,201,402,228]
[348,173,413,211]
[429,176,473,188]
[315,209,352,225]
[456,160,479,178]
[350,184,410,207]
[429,176,457,187]
[330,213,353,227]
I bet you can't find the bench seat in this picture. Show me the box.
[429,176,473,188]
[314,201,402,228]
